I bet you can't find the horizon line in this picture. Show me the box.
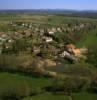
[0,8,97,11]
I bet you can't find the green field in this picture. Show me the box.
[0,72,52,99]
[0,72,51,89]
[73,92,97,100]
[77,30,97,47]
[0,72,97,100]
[23,93,69,100]
[23,92,97,100]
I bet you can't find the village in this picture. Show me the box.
[1,18,97,78]
[0,21,91,62]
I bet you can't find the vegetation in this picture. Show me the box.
[0,72,52,100]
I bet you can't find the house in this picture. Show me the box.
[47,28,51,33]
[45,37,53,43]
[43,37,53,43]
[24,30,32,37]
[0,32,5,37]
[32,46,40,54]
[57,27,62,32]
[29,24,33,28]
[80,47,88,54]
[65,44,88,60]
[22,23,25,26]
[51,27,57,33]
[14,32,20,36]
[47,71,57,77]
[66,44,85,55]
[40,29,45,35]
[70,46,88,57]
[48,31,55,35]
[66,44,76,53]
[8,39,14,43]
[0,37,7,42]
[61,51,71,57]
[60,51,77,62]
[34,27,39,32]
[1,34,9,39]
[79,24,85,28]
[4,42,12,49]
[72,49,82,57]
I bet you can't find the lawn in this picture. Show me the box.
[77,30,97,47]
[23,92,97,100]
[23,93,70,100]
[73,92,97,100]
[0,72,52,98]
[2,72,97,100]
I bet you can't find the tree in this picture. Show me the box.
[86,45,97,67]
[45,77,90,94]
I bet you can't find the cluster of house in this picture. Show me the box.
[0,32,14,54]
[10,21,93,33]
[61,44,88,62]
[0,30,54,54]
[10,21,94,43]
[0,21,89,62]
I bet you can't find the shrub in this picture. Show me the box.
[86,45,97,67]
[45,77,90,94]
[90,77,97,93]
[0,82,31,99]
